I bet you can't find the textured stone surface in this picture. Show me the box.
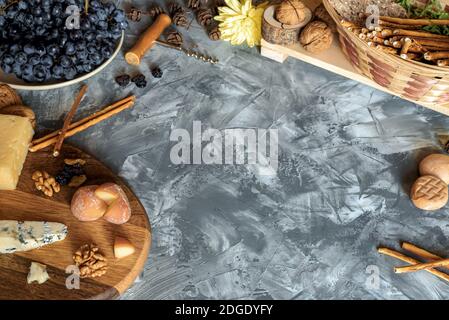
[19,1,449,300]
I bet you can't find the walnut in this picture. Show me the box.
[32,170,60,197]
[313,4,336,32]
[299,20,333,54]
[275,0,308,25]
[73,244,108,278]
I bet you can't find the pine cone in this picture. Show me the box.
[166,30,183,46]
[197,8,213,27]
[128,8,142,22]
[208,25,221,41]
[173,10,189,27]
[187,0,200,9]
[169,2,184,16]
[149,5,164,18]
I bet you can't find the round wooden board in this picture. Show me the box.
[0,144,152,300]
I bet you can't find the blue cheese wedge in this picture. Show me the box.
[27,262,49,284]
[0,221,68,254]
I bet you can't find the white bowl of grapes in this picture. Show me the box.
[0,0,127,90]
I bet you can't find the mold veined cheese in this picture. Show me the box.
[0,115,34,190]
[0,220,68,253]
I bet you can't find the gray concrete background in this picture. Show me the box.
[20,0,449,299]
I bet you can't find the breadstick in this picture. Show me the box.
[424,51,449,61]
[378,247,449,283]
[400,52,421,60]
[395,258,449,273]
[401,38,412,54]
[414,38,449,49]
[393,29,449,40]
[378,20,422,29]
[437,59,449,66]
[392,40,402,48]
[341,20,358,28]
[380,16,449,26]
[381,29,393,38]
[375,44,398,54]
[372,36,385,44]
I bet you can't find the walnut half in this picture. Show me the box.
[299,20,333,54]
[73,244,108,278]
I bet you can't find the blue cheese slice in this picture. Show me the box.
[0,221,68,254]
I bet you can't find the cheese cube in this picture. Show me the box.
[27,262,50,284]
[0,115,34,190]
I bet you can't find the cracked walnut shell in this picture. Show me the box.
[299,20,333,54]
[73,244,108,278]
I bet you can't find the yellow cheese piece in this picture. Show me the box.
[0,115,34,190]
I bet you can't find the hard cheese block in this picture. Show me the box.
[0,220,68,254]
[0,114,34,190]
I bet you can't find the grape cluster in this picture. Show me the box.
[0,0,128,83]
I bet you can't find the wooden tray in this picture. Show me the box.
[260,0,449,116]
[0,144,151,300]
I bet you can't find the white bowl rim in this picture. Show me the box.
[0,31,124,91]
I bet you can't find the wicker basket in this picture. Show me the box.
[322,0,449,107]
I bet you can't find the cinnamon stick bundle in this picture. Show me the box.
[30,96,136,152]
[378,247,449,283]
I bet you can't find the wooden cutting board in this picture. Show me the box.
[0,144,152,300]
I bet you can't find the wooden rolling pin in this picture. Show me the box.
[125,13,172,65]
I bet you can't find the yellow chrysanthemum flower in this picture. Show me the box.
[214,0,268,47]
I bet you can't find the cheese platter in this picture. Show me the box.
[260,0,449,116]
[0,144,151,300]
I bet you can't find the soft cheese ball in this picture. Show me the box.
[71,185,107,221]
[419,154,449,184]
[0,115,34,190]
[95,183,132,224]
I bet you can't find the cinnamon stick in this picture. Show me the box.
[401,242,446,264]
[29,98,135,152]
[378,247,449,283]
[395,258,449,273]
[31,95,135,145]
[53,84,88,157]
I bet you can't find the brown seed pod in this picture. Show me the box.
[149,5,164,18]
[166,30,183,46]
[169,2,184,16]
[197,8,213,27]
[173,10,189,27]
[128,7,142,22]
[208,25,221,41]
[187,0,200,9]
